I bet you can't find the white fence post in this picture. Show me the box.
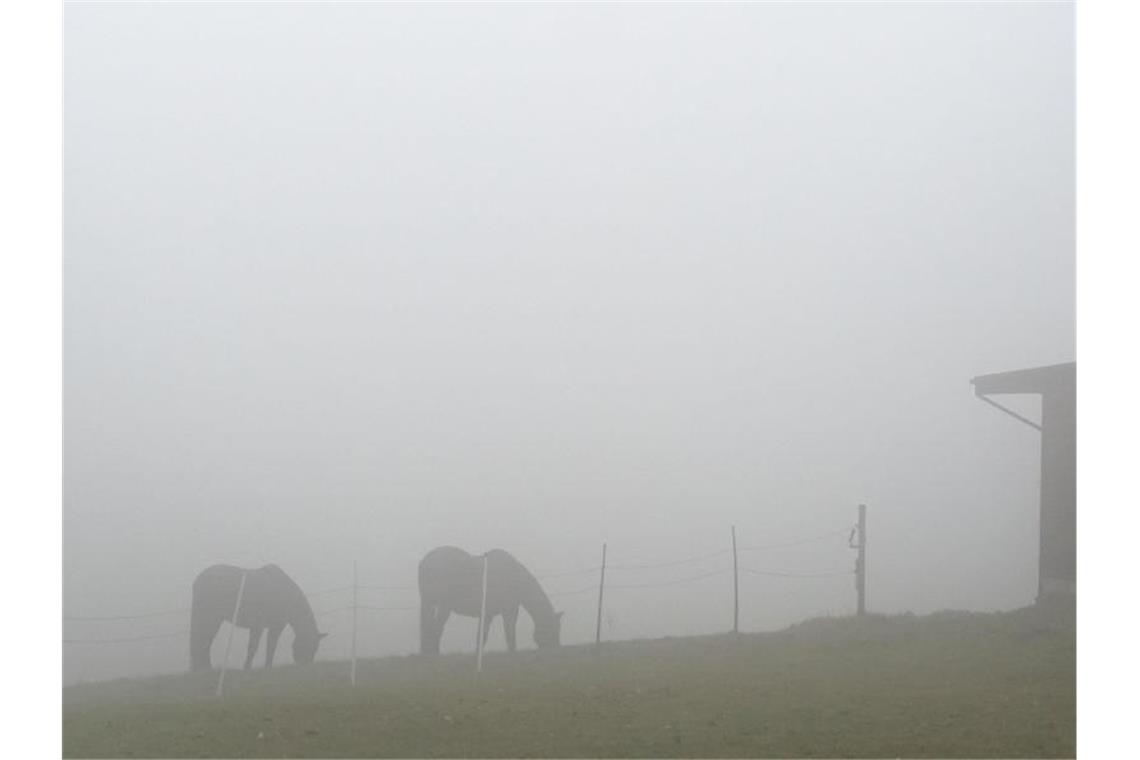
[216,570,248,698]
[351,561,358,686]
[595,542,607,646]
[732,525,739,634]
[476,554,489,673]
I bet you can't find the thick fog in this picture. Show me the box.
[64,2,1073,684]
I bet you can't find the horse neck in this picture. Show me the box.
[290,600,318,637]
[279,579,318,638]
[514,571,555,625]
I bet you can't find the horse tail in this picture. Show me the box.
[189,576,210,671]
[189,567,228,671]
[417,559,444,655]
[419,597,437,655]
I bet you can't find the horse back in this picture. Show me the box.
[418,546,541,613]
[419,546,476,585]
[191,564,298,629]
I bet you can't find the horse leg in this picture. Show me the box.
[503,606,519,652]
[265,625,284,668]
[190,615,222,672]
[420,599,436,654]
[421,601,439,654]
[432,608,450,654]
[477,613,495,652]
[244,627,263,670]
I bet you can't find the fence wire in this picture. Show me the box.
[64,608,189,622]
[64,630,189,644]
[606,548,732,571]
[737,528,850,553]
[742,567,850,579]
[64,525,857,643]
[608,567,731,589]
[548,584,599,597]
[536,565,604,579]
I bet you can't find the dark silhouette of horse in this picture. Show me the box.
[418,546,562,655]
[189,563,327,672]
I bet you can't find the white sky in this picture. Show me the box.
[64,1,1073,683]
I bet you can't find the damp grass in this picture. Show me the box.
[63,604,1074,758]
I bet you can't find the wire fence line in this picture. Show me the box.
[598,528,848,572]
[737,528,851,553]
[63,608,189,622]
[605,547,732,571]
[306,586,354,598]
[64,523,860,644]
[63,630,189,644]
[536,566,604,579]
[741,567,851,579]
[57,573,603,623]
[549,584,599,597]
[314,605,353,618]
[606,566,731,589]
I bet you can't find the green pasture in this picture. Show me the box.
[63,605,1074,758]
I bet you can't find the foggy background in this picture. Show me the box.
[64,1,1073,684]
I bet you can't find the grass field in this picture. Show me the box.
[63,604,1075,758]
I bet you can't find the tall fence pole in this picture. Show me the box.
[216,571,248,698]
[350,560,358,686]
[856,504,867,616]
[595,542,607,646]
[476,554,489,673]
[732,525,739,634]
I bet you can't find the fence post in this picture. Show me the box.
[855,504,867,615]
[732,525,739,634]
[216,570,248,698]
[350,561,358,686]
[476,554,489,673]
[595,542,607,647]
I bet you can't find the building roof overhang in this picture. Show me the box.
[971,361,1075,397]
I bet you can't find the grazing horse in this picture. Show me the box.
[418,546,563,655]
[189,563,327,672]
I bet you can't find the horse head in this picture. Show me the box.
[293,630,328,664]
[533,610,563,648]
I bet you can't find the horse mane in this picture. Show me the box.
[490,550,555,621]
[261,564,318,637]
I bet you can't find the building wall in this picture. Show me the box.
[1039,387,1076,598]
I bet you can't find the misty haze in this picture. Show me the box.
[63,2,1075,758]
